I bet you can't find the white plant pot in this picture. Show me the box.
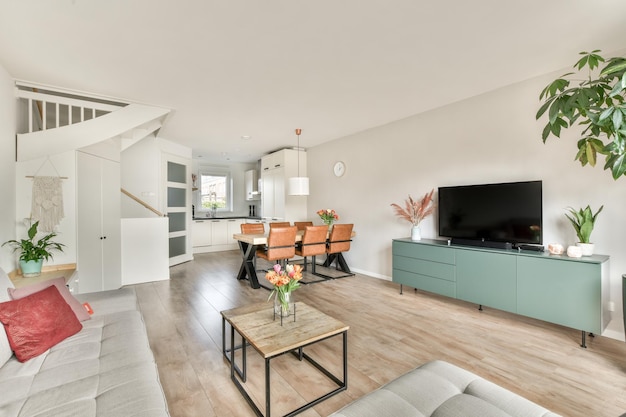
[411,226,421,241]
[576,242,595,256]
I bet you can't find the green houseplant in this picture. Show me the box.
[2,221,65,277]
[565,205,603,255]
[536,50,626,179]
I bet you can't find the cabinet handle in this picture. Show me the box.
[274,164,280,168]
[228,219,236,222]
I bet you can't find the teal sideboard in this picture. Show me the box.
[392,238,610,347]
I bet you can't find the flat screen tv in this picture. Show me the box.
[438,180,542,248]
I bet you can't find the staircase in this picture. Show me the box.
[15,82,171,161]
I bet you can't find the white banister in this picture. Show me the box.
[16,89,126,135]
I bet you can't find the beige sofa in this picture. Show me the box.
[0,269,169,417]
[330,360,560,417]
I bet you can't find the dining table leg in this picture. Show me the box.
[323,253,352,273]
[237,241,261,289]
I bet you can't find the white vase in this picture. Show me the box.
[576,242,594,256]
[411,225,421,241]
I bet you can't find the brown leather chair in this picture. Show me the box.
[323,224,354,278]
[257,226,297,266]
[269,221,291,229]
[294,225,328,275]
[241,223,265,234]
[294,221,313,231]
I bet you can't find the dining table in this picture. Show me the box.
[232,230,355,289]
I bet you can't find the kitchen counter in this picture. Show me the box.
[192,216,262,221]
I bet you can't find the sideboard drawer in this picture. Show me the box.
[392,240,455,264]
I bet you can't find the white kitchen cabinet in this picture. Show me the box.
[192,220,211,247]
[261,149,307,221]
[76,151,121,293]
[192,218,243,253]
[211,220,229,245]
[226,218,243,238]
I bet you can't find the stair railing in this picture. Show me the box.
[121,188,165,217]
[15,82,126,133]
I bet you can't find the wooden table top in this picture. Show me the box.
[221,302,349,358]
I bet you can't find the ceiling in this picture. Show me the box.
[1,0,626,163]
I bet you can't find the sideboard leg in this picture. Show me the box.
[400,284,403,295]
[478,304,483,311]
[580,331,587,348]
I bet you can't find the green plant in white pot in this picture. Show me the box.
[2,221,65,277]
[565,205,603,256]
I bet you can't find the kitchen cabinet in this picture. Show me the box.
[260,149,307,221]
[211,220,229,245]
[192,218,243,253]
[76,151,121,293]
[192,220,212,247]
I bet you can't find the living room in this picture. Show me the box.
[1,2,626,416]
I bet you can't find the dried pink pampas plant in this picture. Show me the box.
[390,189,435,226]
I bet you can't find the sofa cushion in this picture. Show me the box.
[8,277,91,322]
[330,360,561,417]
[0,287,169,417]
[0,286,82,362]
[0,267,15,368]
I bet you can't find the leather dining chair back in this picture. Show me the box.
[241,223,265,234]
[295,225,328,275]
[294,221,314,231]
[327,224,353,255]
[257,226,297,265]
[269,222,291,229]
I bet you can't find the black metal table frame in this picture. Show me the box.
[236,240,353,289]
[236,241,262,288]
[222,318,348,417]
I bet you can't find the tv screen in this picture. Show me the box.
[438,180,542,246]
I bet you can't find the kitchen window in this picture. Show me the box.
[198,169,232,213]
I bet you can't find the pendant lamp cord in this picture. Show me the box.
[295,128,302,177]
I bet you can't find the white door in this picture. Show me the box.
[163,153,192,266]
[76,152,121,293]
[101,158,121,290]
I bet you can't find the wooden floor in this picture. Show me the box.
[134,250,626,417]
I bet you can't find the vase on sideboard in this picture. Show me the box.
[411,225,421,241]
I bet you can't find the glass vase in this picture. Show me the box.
[274,290,294,317]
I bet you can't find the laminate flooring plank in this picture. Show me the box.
[135,250,626,417]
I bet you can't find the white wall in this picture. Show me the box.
[306,70,626,340]
[14,152,77,268]
[121,135,193,217]
[0,64,16,271]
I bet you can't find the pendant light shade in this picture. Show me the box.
[288,177,309,195]
[288,128,310,196]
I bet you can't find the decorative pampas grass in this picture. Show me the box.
[390,189,435,226]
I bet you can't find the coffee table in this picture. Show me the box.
[221,302,349,417]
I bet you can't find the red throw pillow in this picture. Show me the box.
[0,285,82,362]
[8,278,90,321]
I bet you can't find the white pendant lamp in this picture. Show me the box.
[288,128,309,196]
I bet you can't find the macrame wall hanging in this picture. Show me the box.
[26,157,67,233]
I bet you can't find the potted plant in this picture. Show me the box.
[565,205,603,256]
[391,189,435,241]
[2,221,65,277]
[536,50,626,179]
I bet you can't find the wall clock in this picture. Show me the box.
[333,161,346,177]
